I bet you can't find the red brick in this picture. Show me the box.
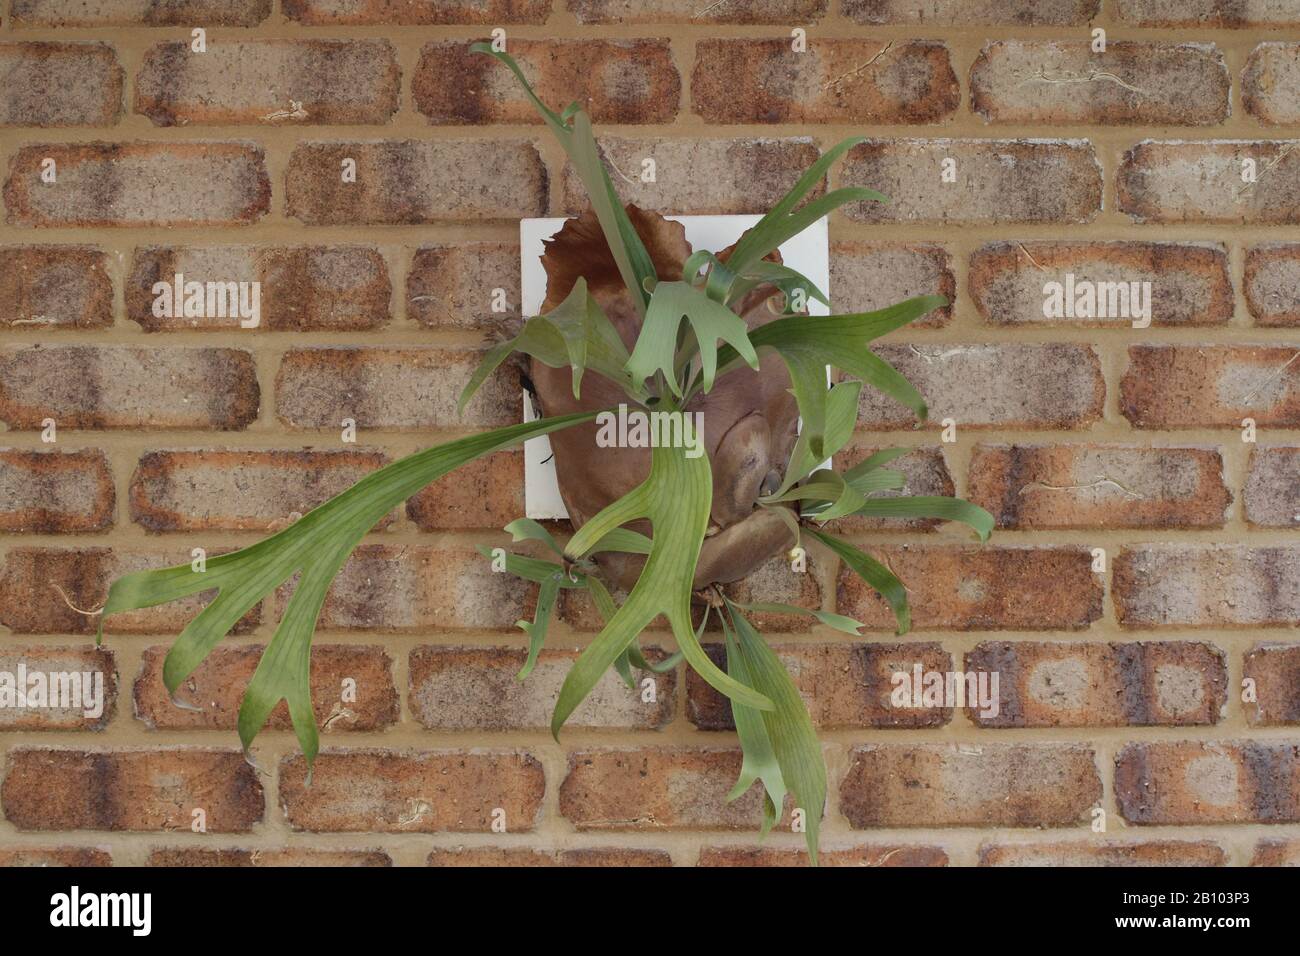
[856,344,1104,430]
[827,445,954,532]
[4,143,269,227]
[406,450,524,531]
[129,449,390,533]
[11,0,270,25]
[967,444,1231,529]
[969,241,1232,327]
[1245,244,1300,327]
[965,641,1227,728]
[699,844,947,867]
[137,40,398,126]
[148,847,390,866]
[980,841,1225,866]
[841,744,1101,827]
[416,39,679,126]
[135,644,398,732]
[428,846,672,866]
[0,646,117,730]
[1115,546,1300,629]
[1252,839,1300,866]
[1117,0,1300,27]
[409,645,675,730]
[972,41,1228,126]
[283,0,549,24]
[836,545,1103,631]
[0,246,112,331]
[1243,643,1300,726]
[407,243,519,332]
[0,346,259,430]
[2,748,263,832]
[1116,741,1300,824]
[286,141,546,224]
[0,42,122,127]
[0,449,114,533]
[1119,141,1300,224]
[844,0,1098,24]
[830,242,952,328]
[1245,447,1300,527]
[693,39,957,125]
[842,140,1102,224]
[280,749,545,832]
[1121,345,1300,428]
[562,137,821,215]
[0,847,112,866]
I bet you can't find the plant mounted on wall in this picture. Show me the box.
[99,45,992,863]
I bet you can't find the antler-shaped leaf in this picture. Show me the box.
[626,280,759,397]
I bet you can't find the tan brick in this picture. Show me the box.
[279,749,545,832]
[842,139,1102,224]
[1114,546,1300,628]
[406,450,524,531]
[1245,447,1300,528]
[560,748,796,831]
[1252,839,1300,865]
[967,444,1231,529]
[1121,345,1300,428]
[1116,741,1300,824]
[0,847,112,866]
[0,346,259,430]
[4,143,269,227]
[0,42,122,127]
[1117,0,1300,27]
[129,449,390,533]
[135,644,398,732]
[0,547,261,635]
[137,40,398,126]
[562,137,821,215]
[1245,244,1300,327]
[0,646,116,730]
[1243,643,1300,726]
[980,841,1226,866]
[827,445,954,532]
[409,645,675,730]
[286,141,546,224]
[0,449,114,533]
[428,846,672,866]
[969,241,1232,327]
[407,243,520,331]
[972,41,1228,126]
[966,641,1227,728]
[687,642,952,731]
[0,246,112,331]
[2,748,263,832]
[699,844,947,867]
[283,0,549,24]
[1244,43,1300,125]
[276,347,516,430]
[856,344,1105,430]
[829,242,953,328]
[836,545,1103,631]
[693,39,957,125]
[148,847,391,866]
[12,0,270,25]
[842,744,1100,827]
[416,39,679,126]
[1119,141,1300,224]
[844,0,1099,24]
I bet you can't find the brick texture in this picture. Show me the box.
[0,246,112,330]
[0,42,122,127]
[979,841,1226,867]
[1244,447,1300,527]
[1245,244,1300,326]
[148,847,391,866]
[0,646,117,730]
[1113,546,1300,628]
[1115,742,1300,824]
[407,243,519,331]
[11,0,271,26]
[1119,142,1300,224]
[1121,346,1300,428]
[1243,644,1300,726]
[283,0,549,24]
[844,0,1099,23]
[427,847,672,866]
[830,242,953,328]
[0,449,115,532]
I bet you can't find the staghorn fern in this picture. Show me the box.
[99,44,993,864]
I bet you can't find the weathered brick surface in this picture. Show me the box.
[283,0,549,24]
[1243,644,1300,726]
[1116,741,1300,824]
[1113,546,1300,628]
[280,750,546,832]
[12,0,270,25]
[971,42,1229,126]
[0,449,115,533]
[968,242,1232,327]
[148,847,391,866]
[706,554,821,633]
[409,645,675,730]
[842,140,1102,224]
[829,242,953,328]
[0,646,117,730]
[1244,43,1300,125]
[406,450,525,530]
[979,841,1226,867]
[428,847,672,866]
[836,546,1103,631]
[286,141,547,224]
[1252,840,1300,866]
[699,845,948,867]
[1117,0,1300,27]
[965,641,1227,728]
[570,0,825,22]
[1245,244,1300,327]
[1244,447,1300,527]
[0,346,259,430]
[856,344,1105,430]
[828,446,954,532]
[967,444,1231,529]
[129,449,390,532]
[407,243,520,331]
[2,748,263,832]
[1121,346,1300,428]
[562,137,821,215]
[841,744,1101,827]
[0,847,112,866]
[137,40,399,126]
[416,39,679,126]
[135,644,398,732]
[693,39,957,125]
[0,246,112,330]
[1119,142,1300,224]
[843,0,1099,23]
[0,43,122,127]
[128,245,391,332]
[4,143,270,227]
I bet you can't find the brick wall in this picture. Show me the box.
[0,0,1298,867]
